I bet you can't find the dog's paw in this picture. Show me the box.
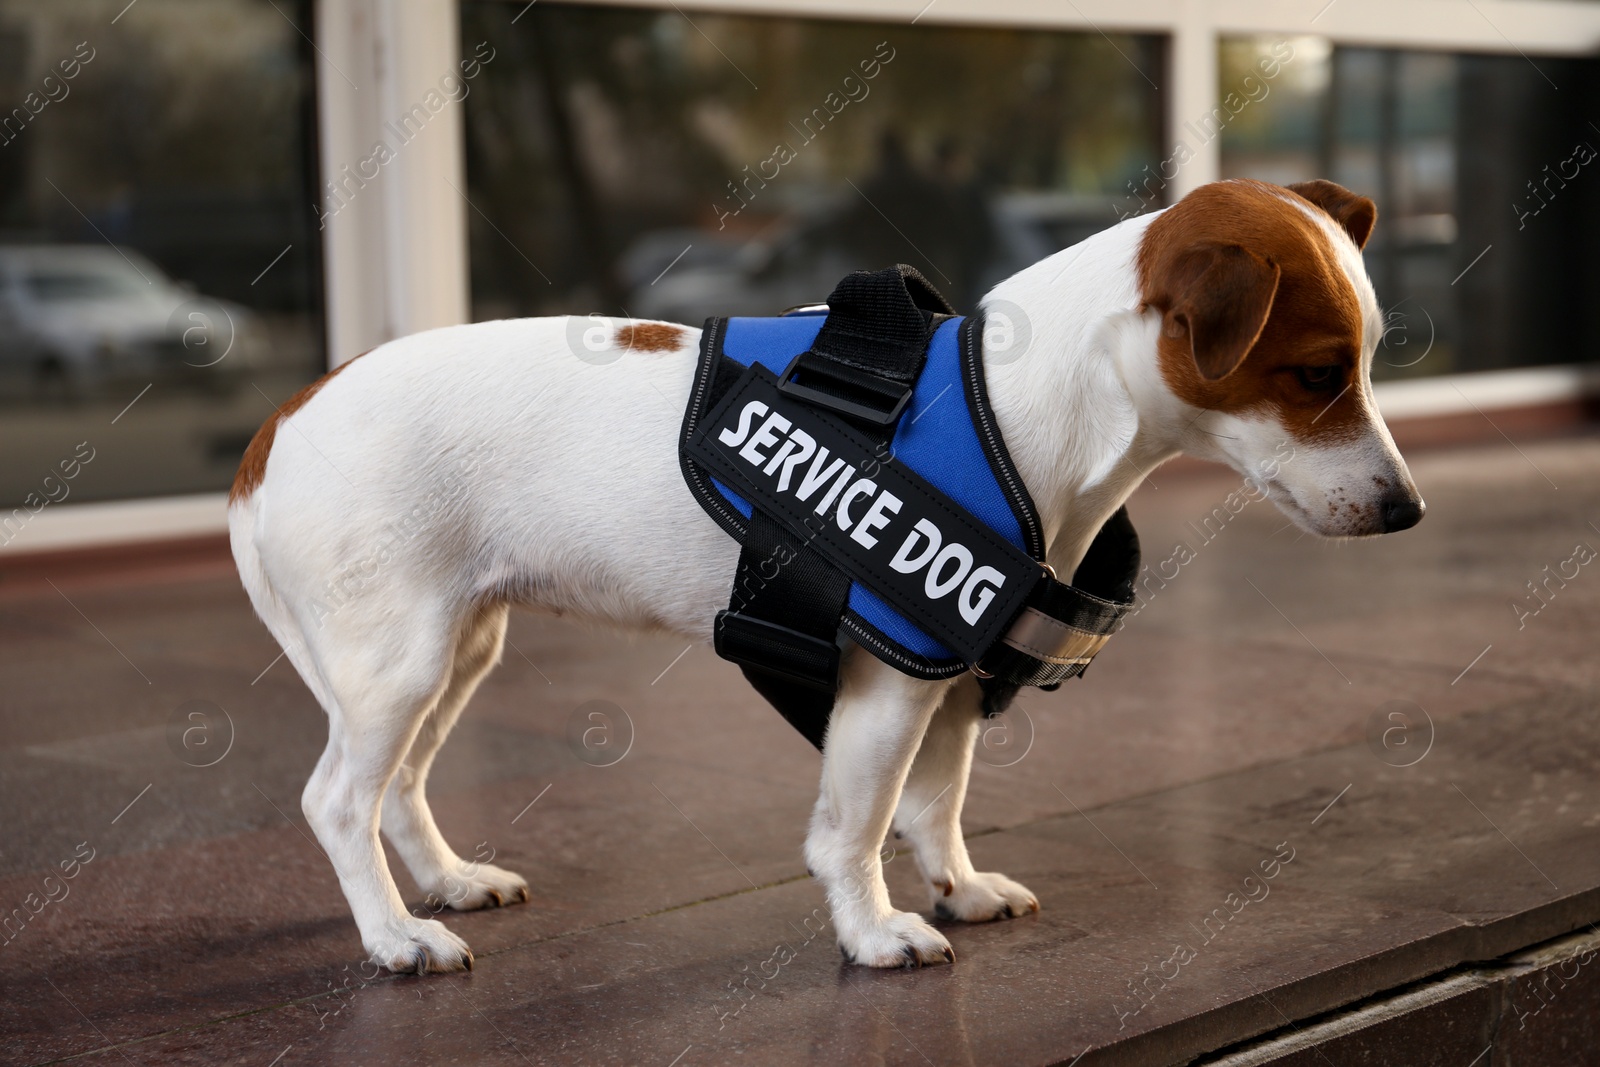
[839,910,954,968]
[425,863,530,912]
[369,917,474,974]
[931,871,1039,923]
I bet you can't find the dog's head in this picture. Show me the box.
[1138,178,1423,537]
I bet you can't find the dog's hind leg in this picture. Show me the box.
[381,601,530,912]
[299,597,477,974]
[891,675,1039,922]
[806,653,955,967]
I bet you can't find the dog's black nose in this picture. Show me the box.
[1381,494,1425,532]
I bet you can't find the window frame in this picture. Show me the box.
[11,0,1600,551]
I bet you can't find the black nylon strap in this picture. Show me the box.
[977,506,1141,715]
[804,265,954,384]
[717,509,851,748]
[717,266,947,748]
[1068,504,1142,605]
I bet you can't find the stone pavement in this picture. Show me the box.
[2,434,1598,1066]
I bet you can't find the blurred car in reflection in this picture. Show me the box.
[626,192,1120,323]
[629,219,856,323]
[0,245,269,398]
[616,228,747,292]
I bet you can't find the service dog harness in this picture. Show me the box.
[680,266,1141,749]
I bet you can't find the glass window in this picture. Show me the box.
[459,1,1163,324]
[1220,37,1600,380]
[0,0,323,517]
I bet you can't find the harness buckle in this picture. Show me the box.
[777,350,914,427]
[714,610,841,692]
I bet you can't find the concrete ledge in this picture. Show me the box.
[0,493,228,558]
[1203,927,1600,1065]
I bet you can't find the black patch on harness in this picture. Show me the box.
[686,364,1040,665]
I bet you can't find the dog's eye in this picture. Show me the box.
[1294,365,1342,392]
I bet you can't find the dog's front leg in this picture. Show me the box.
[807,651,954,967]
[892,674,1039,922]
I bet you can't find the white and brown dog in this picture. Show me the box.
[230,178,1423,974]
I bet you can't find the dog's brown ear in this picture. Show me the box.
[1287,179,1377,250]
[1160,243,1280,381]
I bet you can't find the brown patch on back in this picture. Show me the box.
[229,350,369,504]
[615,322,687,353]
[1137,179,1373,445]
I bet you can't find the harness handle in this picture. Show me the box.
[810,266,953,378]
[775,265,955,428]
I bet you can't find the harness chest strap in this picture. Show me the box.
[679,266,1141,747]
[1004,606,1114,666]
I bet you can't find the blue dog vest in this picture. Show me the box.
[679,267,1140,748]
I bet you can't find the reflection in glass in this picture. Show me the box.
[460,3,1163,325]
[1220,37,1600,380]
[0,0,322,514]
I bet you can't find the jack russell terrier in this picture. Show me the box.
[230,178,1423,973]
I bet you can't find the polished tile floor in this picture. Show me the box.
[2,434,1598,1066]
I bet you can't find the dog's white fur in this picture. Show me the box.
[231,189,1418,973]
